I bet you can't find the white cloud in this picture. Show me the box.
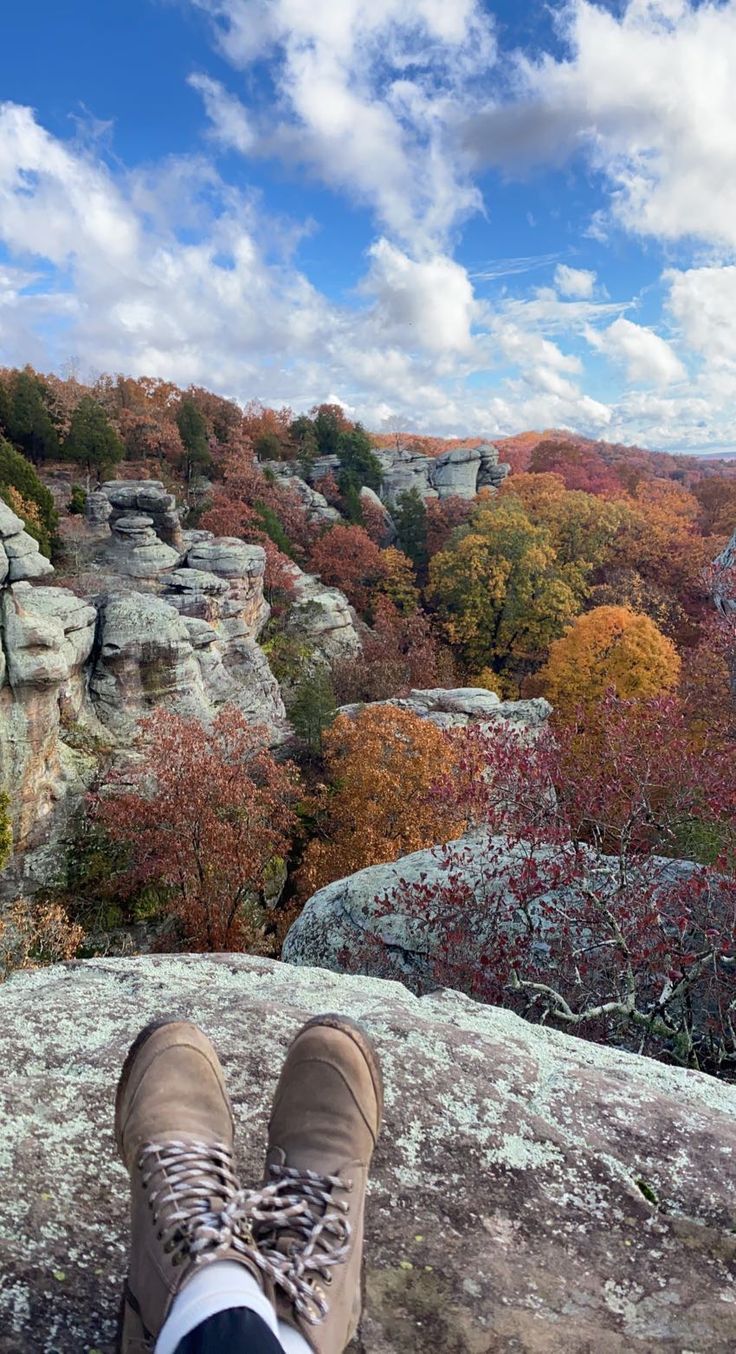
[187,74,255,153]
[362,240,476,354]
[666,263,736,367]
[554,264,596,298]
[588,316,686,386]
[189,0,495,252]
[464,0,736,251]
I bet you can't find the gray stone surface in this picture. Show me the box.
[105,512,181,579]
[371,442,510,506]
[285,563,362,662]
[99,480,182,546]
[338,687,551,732]
[0,498,25,538]
[1,954,736,1352]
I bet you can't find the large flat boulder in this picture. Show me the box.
[0,955,735,1352]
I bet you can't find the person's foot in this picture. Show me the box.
[250,1015,383,1354]
[115,1018,266,1353]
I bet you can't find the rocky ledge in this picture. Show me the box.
[1,955,735,1352]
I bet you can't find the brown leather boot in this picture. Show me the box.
[250,1014,383,1354]
[115,1018,268,1353]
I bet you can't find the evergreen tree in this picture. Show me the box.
[337,424,383,496]
[288,667,337,756]
[313,404,347,455]
[64,396,123,480]
[394,488,429,575]
[5,369,59,464]
[290,414,319,475]
[0,436,58,550]
[176,398,212,481]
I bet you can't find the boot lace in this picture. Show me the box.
[138,1139,260,1270]
[247,1163,352,1325]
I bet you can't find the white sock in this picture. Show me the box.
[154,1260,281,1354]
[277,1320,312,1354]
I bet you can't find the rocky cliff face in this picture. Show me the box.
[0,487,294,894]
[265,441,511,510]
[1,954,735,1352]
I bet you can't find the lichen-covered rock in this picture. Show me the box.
[284,563,362,662]
[0,498,25,538]
[105,513,181,580]
[3,527,55,582]
[370,442,510,507]
[89,592,204,733]
[1,954,735,1353]
[99,479,182,546]
[88,588,287,740]
[0,582,99,889]
[338,687,551,732]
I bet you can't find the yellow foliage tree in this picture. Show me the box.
[538,605,681,716]
[298,705,465,897]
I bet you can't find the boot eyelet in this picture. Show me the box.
[324,1273,333,1286]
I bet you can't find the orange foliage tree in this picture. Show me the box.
[93,708,299,951]
[308,524,389,616]
[298,705,465,897]
[537,606,681,716]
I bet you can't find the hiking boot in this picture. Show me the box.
[115,1018,267,1353]
[250,1014,383,1354]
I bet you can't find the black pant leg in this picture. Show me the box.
[173,1306,284,1353]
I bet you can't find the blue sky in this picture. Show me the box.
[1,0,735,450]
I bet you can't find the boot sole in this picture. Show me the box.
[296,1013,384,1133]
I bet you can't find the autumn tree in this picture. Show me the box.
[298,705,465,897]
[528,437,622,496]
[64,396,123,480]
[344,697,736,1073]
[427,500,586,682]
[308,524,388,616]
[372,545,419,614]
[92,708,299,951]
[331,596,455,704]
[537,605,681,716]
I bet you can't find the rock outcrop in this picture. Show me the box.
[264,465,342,526]
[93,479,183,546]
[359,485,397,544]
[0,580,100,893]
[0,507,290,891]
[309,442,510,506]
[104,513,181,579]
[283,562,362,662]
[0,498,54,583]
[2,954,736,1352]
[338,687,551,732]
[282,829,695,988]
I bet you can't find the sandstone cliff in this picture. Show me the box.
[0,954,735,1352]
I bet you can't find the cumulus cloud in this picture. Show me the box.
[189,0,494,251]
[362,240,476,354]
[554,264,596,298]
[588,316,686,386]
[463,0,736,251]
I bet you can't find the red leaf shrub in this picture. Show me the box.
[91,708,299,952]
